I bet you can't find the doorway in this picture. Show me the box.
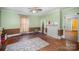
[64,15,78,50]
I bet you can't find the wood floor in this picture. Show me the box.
[0,32,78,51]
[2,33,66,51]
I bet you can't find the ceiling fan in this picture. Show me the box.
[28,7,42,13]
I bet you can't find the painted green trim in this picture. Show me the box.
[60,8,63,29]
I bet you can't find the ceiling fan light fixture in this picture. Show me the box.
[32,10,37,13]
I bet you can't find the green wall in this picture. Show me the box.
[1,10,20,29]
[0,9,41,29]
[40,7,79,29]
[62,7,79,29]
[0,8,79,29]
[29,15,40,27]
[40,8,60,29]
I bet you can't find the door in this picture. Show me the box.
[64,15,78,50]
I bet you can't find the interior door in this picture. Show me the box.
[64,15,78,49]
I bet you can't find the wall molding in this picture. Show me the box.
[5,27,40,35]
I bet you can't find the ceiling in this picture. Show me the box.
[1,7,57,16]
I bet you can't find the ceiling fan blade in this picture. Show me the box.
[28,8,32,10]
[28,7,42,13]
[37,9,42,11]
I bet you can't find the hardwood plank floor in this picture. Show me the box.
[0,32,78,51]
[5,33,66,51]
